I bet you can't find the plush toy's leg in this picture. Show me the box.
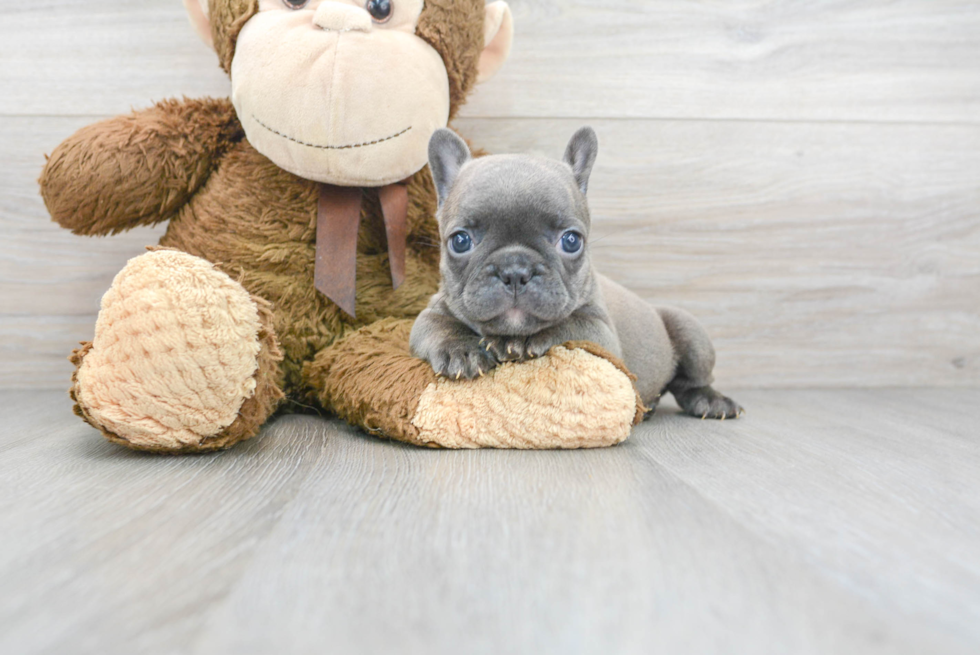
[303,319,645,449]
[70,250,284,453]
[658,307,743,420]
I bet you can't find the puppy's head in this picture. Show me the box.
[428,127,599,336]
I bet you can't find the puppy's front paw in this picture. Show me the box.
[523,332,563,359]
[482,336,528,363]
[429,337,498,380]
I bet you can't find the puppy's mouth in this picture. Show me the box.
[470,299,559,336]
[502,308,530,330]
[252,115,412,151]
[458,265,575,335]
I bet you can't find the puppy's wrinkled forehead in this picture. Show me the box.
[443,155,588,232]
[428,125,599,236]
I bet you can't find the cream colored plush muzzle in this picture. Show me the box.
[231,2,450,186]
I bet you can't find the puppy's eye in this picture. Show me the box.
[449,231,473,254]
[365,0,393,23]
[282,0,309,8]
[560,231,584,254]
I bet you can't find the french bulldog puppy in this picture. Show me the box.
[409,127,742,419]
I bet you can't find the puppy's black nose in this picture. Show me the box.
[497,264,533,293]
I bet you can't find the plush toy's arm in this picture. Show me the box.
[305,318,644,450]
[39,97,243,236]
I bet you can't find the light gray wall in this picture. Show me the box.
[1,0,978,389]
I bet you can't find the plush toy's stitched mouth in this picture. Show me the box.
[252,115,412,150]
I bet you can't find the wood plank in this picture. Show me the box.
[3,390,978,653]
[0,392,333,655]
[1,1,978,123]
[464,0,980,122]
[637,389,980,647]
[0,0,229,118]
[190,401,973,655]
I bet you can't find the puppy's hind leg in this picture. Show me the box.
[658,307,743,420]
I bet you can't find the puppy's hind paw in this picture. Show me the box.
[674,386,743,420]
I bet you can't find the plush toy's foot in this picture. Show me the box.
[71,250,284,453]
[673,385,743,420]
[305,319,645,449]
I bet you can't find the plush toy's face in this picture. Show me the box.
[186,0,514,188]
[233,0,447,186]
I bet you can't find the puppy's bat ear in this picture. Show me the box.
[563,126,599,195]
[428,128,472,207]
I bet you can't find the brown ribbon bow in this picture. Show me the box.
[314,180,409,318]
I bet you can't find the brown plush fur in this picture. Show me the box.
[416,0,486,120]
[210,0,259,75]
[156,125,442,395]
[304,317,438,445]
[39,98,243,236]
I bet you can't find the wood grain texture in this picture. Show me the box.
[0,117,168,388]
[2,389,979,654]
[0,1,230,118]
[2,1,979,122]
[463,0,980,123]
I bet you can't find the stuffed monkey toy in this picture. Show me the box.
[39,0,643,453]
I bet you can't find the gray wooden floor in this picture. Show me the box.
[1,389,979,654]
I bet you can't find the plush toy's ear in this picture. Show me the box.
[563,126,599,196]
[184,0,214,50]
[429,129,472,207]
[477,2,513,84]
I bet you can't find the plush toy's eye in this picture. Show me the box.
[449,231,473,254]
[282,0,309,8]
[560,231,584,254]
[365,0,393,23]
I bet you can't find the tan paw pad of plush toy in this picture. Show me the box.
[70,249,284,452]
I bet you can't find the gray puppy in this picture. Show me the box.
[409,127,742,419]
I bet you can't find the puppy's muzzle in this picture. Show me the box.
[495,262,535,294]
